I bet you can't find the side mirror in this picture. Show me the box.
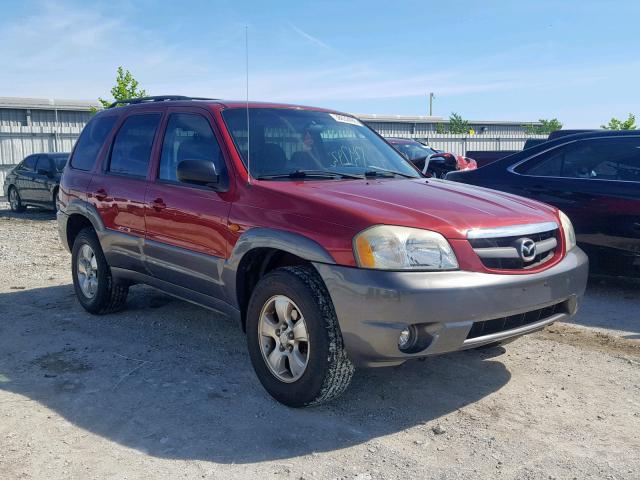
[177,159,220,188]
[37,168,53,177]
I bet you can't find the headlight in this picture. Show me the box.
[559,210,576,252]
[353,225,458,270]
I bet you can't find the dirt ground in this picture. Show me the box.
[0,206,638,480]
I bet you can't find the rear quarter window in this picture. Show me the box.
[70,115,118,171]
[108,114,161,177]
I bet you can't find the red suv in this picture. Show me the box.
[57,96,588,407]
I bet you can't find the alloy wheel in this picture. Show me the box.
[77,244,98,298]
[258,295,310,383]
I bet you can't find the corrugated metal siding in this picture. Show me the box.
[0,125,83,166]
[30,109,92,128]
[364,120,531,138]
[369,130,546,156]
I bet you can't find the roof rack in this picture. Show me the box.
[107,95,218,109]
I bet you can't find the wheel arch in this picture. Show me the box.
[62,199,106,251]
[223,228,337,331]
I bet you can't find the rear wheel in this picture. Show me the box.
[71,228,129,314]
[8,186,25,212]
[246,265,354,407]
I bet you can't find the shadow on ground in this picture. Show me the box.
[568,275,640,338]
[0,284,510,464]
[0,207,56,221]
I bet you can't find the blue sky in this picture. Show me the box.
[1,0,638,127]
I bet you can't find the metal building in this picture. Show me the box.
[356,114,544,155]
[0,97,97,186]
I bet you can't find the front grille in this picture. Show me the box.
[466,302,565,340]
[469,228,560,270]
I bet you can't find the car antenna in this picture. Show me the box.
[245,25,251,186]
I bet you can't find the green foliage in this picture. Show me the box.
[601,113,636,130]
[90,66,148,113]
[448,112,470,134]
[523,118,563,135]
[436,113,470,134]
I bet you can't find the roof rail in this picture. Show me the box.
[107,95,217,109]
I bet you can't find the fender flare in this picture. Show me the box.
[59,199,106,251]
[221,227,336,308]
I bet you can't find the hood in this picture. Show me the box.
[254,178,559,239]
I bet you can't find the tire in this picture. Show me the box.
[71,227,129,314]
[52,188,59,212]
[8,186,25,212]
[246,265,354,407]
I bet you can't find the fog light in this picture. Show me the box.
[398,328,413,350]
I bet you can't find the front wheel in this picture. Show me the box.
[246,265,354,407]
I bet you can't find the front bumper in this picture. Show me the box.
[314,247,588,367]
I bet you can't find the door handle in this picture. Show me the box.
[151,198,166,211]
[94,188,108,201]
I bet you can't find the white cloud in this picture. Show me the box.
[287,23,330,49]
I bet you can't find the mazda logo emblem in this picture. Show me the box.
[516,238,537,262]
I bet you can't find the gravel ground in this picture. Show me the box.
[0,207,638,480]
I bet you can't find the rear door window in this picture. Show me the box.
[516,137,640,182]
[71,115,117,171]
[108,114,161,178]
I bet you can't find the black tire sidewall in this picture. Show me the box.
[246,268,332,407]
[71,228,113,314]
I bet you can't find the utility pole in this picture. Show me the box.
[428,92,434,116]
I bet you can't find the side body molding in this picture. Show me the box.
[221,227,337,308]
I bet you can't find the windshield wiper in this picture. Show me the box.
[363,166,418,178]
[256,169,364,180]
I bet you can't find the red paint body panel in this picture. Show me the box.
[88,173,147,238]
[144,181,233,257]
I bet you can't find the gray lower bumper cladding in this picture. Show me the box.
[314,248,589,367]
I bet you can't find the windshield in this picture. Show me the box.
[222,108,421,179]
[392,142,438,161]
[53,155,69,171]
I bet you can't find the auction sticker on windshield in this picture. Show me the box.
[329,113,363,126]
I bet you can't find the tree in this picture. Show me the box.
[448,112,470,134]
[601,113,636,130]
[91,66,148,112]
[523,118,563,135]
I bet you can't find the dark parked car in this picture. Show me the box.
[386,137,476,177]
[447,130,640,277]
[3,152,69,212]
[466,131,598,167]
